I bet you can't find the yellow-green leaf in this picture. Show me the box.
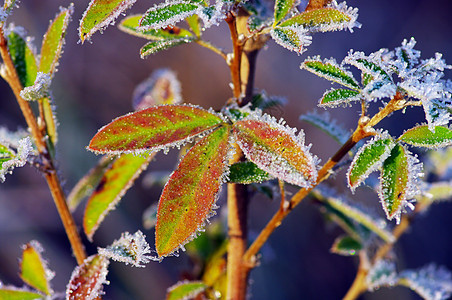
[6,29,37,87]
[20,241,52,295]
[280,7,353,32]
[88,105,224,155]
[139,1,200,31]
[301,58,360,89]
[39,4,73,75]
[398,125,452,148]
[41,96,57,145]
[273,0,296,26]
[140,38,194,58]
[84,153,154,241]
[166,281,207,300]
[319,88,360,107]
[156,126,230,257]
[79,0,137,43]
[0,289,44,300]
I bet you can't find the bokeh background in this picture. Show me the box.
[1,0,452,299]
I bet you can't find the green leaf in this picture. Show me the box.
[233,117,318,188]
[167,281,207,300]
[270,27,307,53]
[379,144,410,221]
[139,1,200,31]
[156,126,230,257]
[186,15,201,37]
[347,137,395,192]
[84,153,153,241]
[273,0,295,26]
[20,241,52,295]
[0,289,44,300]
[301,59,361,90]
[0,144,14,165]
[6,29,37,87]
[67,156,115,212]
[140,38,194,58]
[119,15,193,40]
[279,7,353,31]
[79,0,137,43]
[88,104,224,154]
[398,125,452,148]
[227,161,273,184]
[345,56,392,82]
[39,4,73,75]
[66,255,110,300]
[422,181,452,203]
[367,260,397,290]
[41,97,57,145]
[319,88,360,107]
[331,235,362,256]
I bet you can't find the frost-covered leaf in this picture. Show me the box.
[39,4,73,75]
[398,125,452,148]
[301,57,360,89]
[166,281,207,300]
[79,0,137,42]
[132,69,182,110]
[233,114,318,188]
[119,14,193,41]
[273,0,295,26]
[88,104,224,155]
[139,1,201,31]
[185,14,201,37]
[227,161,273,184]
[421,181,452,204]
[41,97,57,145]
[366,260,397,291]
[279,4,359,33]
[314,186,394,243]
[0,136,33,182]
[156,126,230,257]
[98,231,153,267]
[299,110,350,145]
[319,88,360,107]
[20,241,54,295]
[5,26,37,87]
[66,255,110,300]
[140,37,195,58]
[20,72,51,101]
[271,26,312,54]
[331,235,361,256]
[379,144,422,222]
[67,156,115,212]
[84,153,153,241]
[344,51,392,82]
[398,264,452,300]
[347,137,396,192]
[0,288,44,300]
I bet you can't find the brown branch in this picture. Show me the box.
[226,12,242,100]
[0,27,86,265]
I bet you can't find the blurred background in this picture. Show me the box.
[1,0,452,299]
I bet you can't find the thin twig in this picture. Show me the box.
[195,39,227,60]
[226,12,242,99]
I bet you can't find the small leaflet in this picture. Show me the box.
[394,38,421,70]
[0,136,33,182]
[20,241,54,295]
[156,126,230,257]
[41,96,57,145]
[343,51,392,82]
[0,288,45,300]
[347,136,396,192]
[166,281,207,300]
[84,153,153,241]
[132,69,182,110]
[301,57,361,90]
[366,260,397,291]
[88,104,224,155]
[39,4,73,76]
[139,1,201,31]
[421,181,452,204]
[5,25,37,87]
[319,88,360,107]
[273,0,296,26]
[299,110,350,145]
[79,0,137,42]
[398,264,452,300]
[233,113,318,188]
[118,14,193,41]
[279,4,359,33]
[140,38,194,58]
[271,26,312,54]
[379,144,423,222]
[227,161,274,184]
[398,125,452,149]
[20,72,51,101]
[65,255,110,300]
[330,235,362,256]
[185,14,201,37]
[98,231,153,267]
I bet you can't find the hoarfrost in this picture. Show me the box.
[1,136,33,182]
[271,26,312,54]
[0,8,8,22]
[98,231,155,267]
[317,1,361,33]
[299,110,350,145]
[367,260,398,291]
[21,240,55,293]
[20,72,51,101]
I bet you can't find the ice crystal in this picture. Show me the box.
[1,136,33,182]
[299,110,350,145]
[20,72,51,101]
[271,26,312,54]
[0,8,8,22]
[399,264,452,300]
[367,260,398,291]
[319,1,361,33]
[198,0,229,29]
[98,231,155,267]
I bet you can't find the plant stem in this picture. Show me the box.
[226,12,242,100]
[195,39,228,60]
[0,29,86,265]
[343,252,368,300]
